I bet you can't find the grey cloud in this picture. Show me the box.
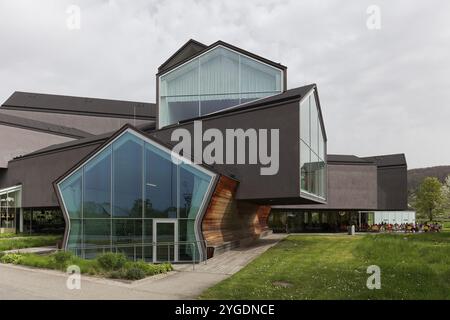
[0,0,449,168]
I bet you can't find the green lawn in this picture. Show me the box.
[0,234,61,251]
[200,233,450,300]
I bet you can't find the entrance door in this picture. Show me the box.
[153,219,178,262]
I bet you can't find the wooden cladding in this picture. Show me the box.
[202,175,271,247]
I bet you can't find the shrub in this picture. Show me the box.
[161,262,173,272]
[109,269,127,279]
[124,267,146,280]
[0,253,23,264]
[52,251,73,268]
[97,252,127,271]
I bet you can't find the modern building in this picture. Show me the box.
[270,154,410,232]
[0,39,407,262]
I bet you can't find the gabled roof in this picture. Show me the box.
[0,112,92,139]
[327,154,374,165]
[11,121,156,160]
[2,91,156,120]
[362,154,407,168]
[157,39,287,76]
[158,39,208,74]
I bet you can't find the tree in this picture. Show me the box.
[414,177,445,221]
[441,175,450,217]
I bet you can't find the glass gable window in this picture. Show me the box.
[299,90,327,199]
[57,130,215,262]
[159,45,283,127]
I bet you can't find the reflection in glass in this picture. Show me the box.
[58,130,214,262]
[113,133,143,218]
[145,144,177,218]
[159,46,283,127]
[155,222,175,262]
[60,169,82,219]
[84,147,111,218]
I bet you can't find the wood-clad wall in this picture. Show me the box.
[202,175,271,248]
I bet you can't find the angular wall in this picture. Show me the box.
[56,128,216,262]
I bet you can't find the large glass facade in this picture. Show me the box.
[0,186,22,231]
[159,46,284,127]
[58,130,214,262]
[300,90,326,199]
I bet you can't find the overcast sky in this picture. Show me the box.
[0,0,449,169]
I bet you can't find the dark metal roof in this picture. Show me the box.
[158,39,208,73]
[12,121,156,160]
[2,91,156,120]
[157,40,287,76]
[362,154,407,167]
[327,154,374,165]
[0,112,92,139]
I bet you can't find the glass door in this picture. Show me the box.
[153,219,178,262]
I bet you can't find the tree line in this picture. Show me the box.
[410,176,450,221]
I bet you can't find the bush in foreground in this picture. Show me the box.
[0,251,172,281]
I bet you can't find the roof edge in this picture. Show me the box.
[156,40,287,76]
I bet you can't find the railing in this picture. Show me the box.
[67,240,208,271]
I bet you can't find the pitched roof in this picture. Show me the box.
[158,39,208,74]
[12,122,155,160]
[361,154,407,167]
[327,154,374,165]
[0,112,92,139]
[157,39,287,76]
[2,91,156,120]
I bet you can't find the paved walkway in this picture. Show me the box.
[0,234,285,300]
[4,246,57,255]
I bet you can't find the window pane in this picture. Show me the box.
[159,46,283,127]
[84,219,111,246]
[60,169,82,219]
[310,152,320,195]
[240,55,282,93]
[179,164,211,219]
[300,98,310,145]
[112,219,142,244]
[143,219,153,262]
[163,97,199,125]
[300,141,311,192]
[310,94,319,154]
[178,219,199,261]
[200,94,240,115]
[84,147,111,218]
[200,47,239,95]
[67,219,82,249]
[113,219,143,260]
[113,133,143,218]
[319,123,325,160]
[160,57,199,127]
[144,143,177,219]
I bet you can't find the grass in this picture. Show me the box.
[0,251,173,281]
[0,234,61,251]
[200,233,450,300]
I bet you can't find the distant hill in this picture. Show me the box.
[408,165,450,194]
